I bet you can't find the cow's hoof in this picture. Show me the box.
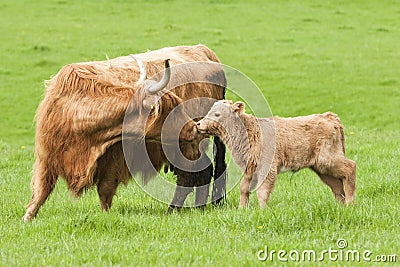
[211,198,225,206]
[165,206,181,215]
[165,206,174,215]
[196,205,206,211]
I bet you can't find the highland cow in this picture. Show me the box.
[23,45,227,221]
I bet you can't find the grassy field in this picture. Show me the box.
[0,0,399,266]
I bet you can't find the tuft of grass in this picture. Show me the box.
[0,0,399,266]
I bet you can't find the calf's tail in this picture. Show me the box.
[324,112,346,154]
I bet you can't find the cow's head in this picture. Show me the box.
[124,58,197,142]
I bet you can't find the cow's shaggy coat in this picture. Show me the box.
[23,45,227,221]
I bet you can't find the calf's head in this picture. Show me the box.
[196,100,245,136]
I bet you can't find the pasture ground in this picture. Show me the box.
[0,0,399,266]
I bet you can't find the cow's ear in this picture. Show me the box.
[232,101,245,114]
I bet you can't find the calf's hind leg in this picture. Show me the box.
[316,173,346,204]
[23,159,57,221]
[326,158,356,205]
[341,159,356,204]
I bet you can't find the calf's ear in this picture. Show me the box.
[232,101,245,114]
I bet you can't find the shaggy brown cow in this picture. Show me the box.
[23,45,227,221]
[197,100,356,208]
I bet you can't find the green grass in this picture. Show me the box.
[0,0,399,266]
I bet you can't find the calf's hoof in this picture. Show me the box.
[22,212,34,222]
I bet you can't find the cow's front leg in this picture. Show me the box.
[194,156,213,209]
[167,169,195,213]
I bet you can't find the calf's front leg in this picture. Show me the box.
[257,168,277,208]
[239,172,254,208]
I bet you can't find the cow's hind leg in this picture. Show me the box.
[23,160,57,221]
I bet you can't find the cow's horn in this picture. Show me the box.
[147,59,171,94]
[130,54,147,84]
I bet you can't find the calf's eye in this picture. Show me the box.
[215,112,220,117]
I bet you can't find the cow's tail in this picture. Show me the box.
[339,123,346,154]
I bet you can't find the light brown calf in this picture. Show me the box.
[197,100,356,208]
